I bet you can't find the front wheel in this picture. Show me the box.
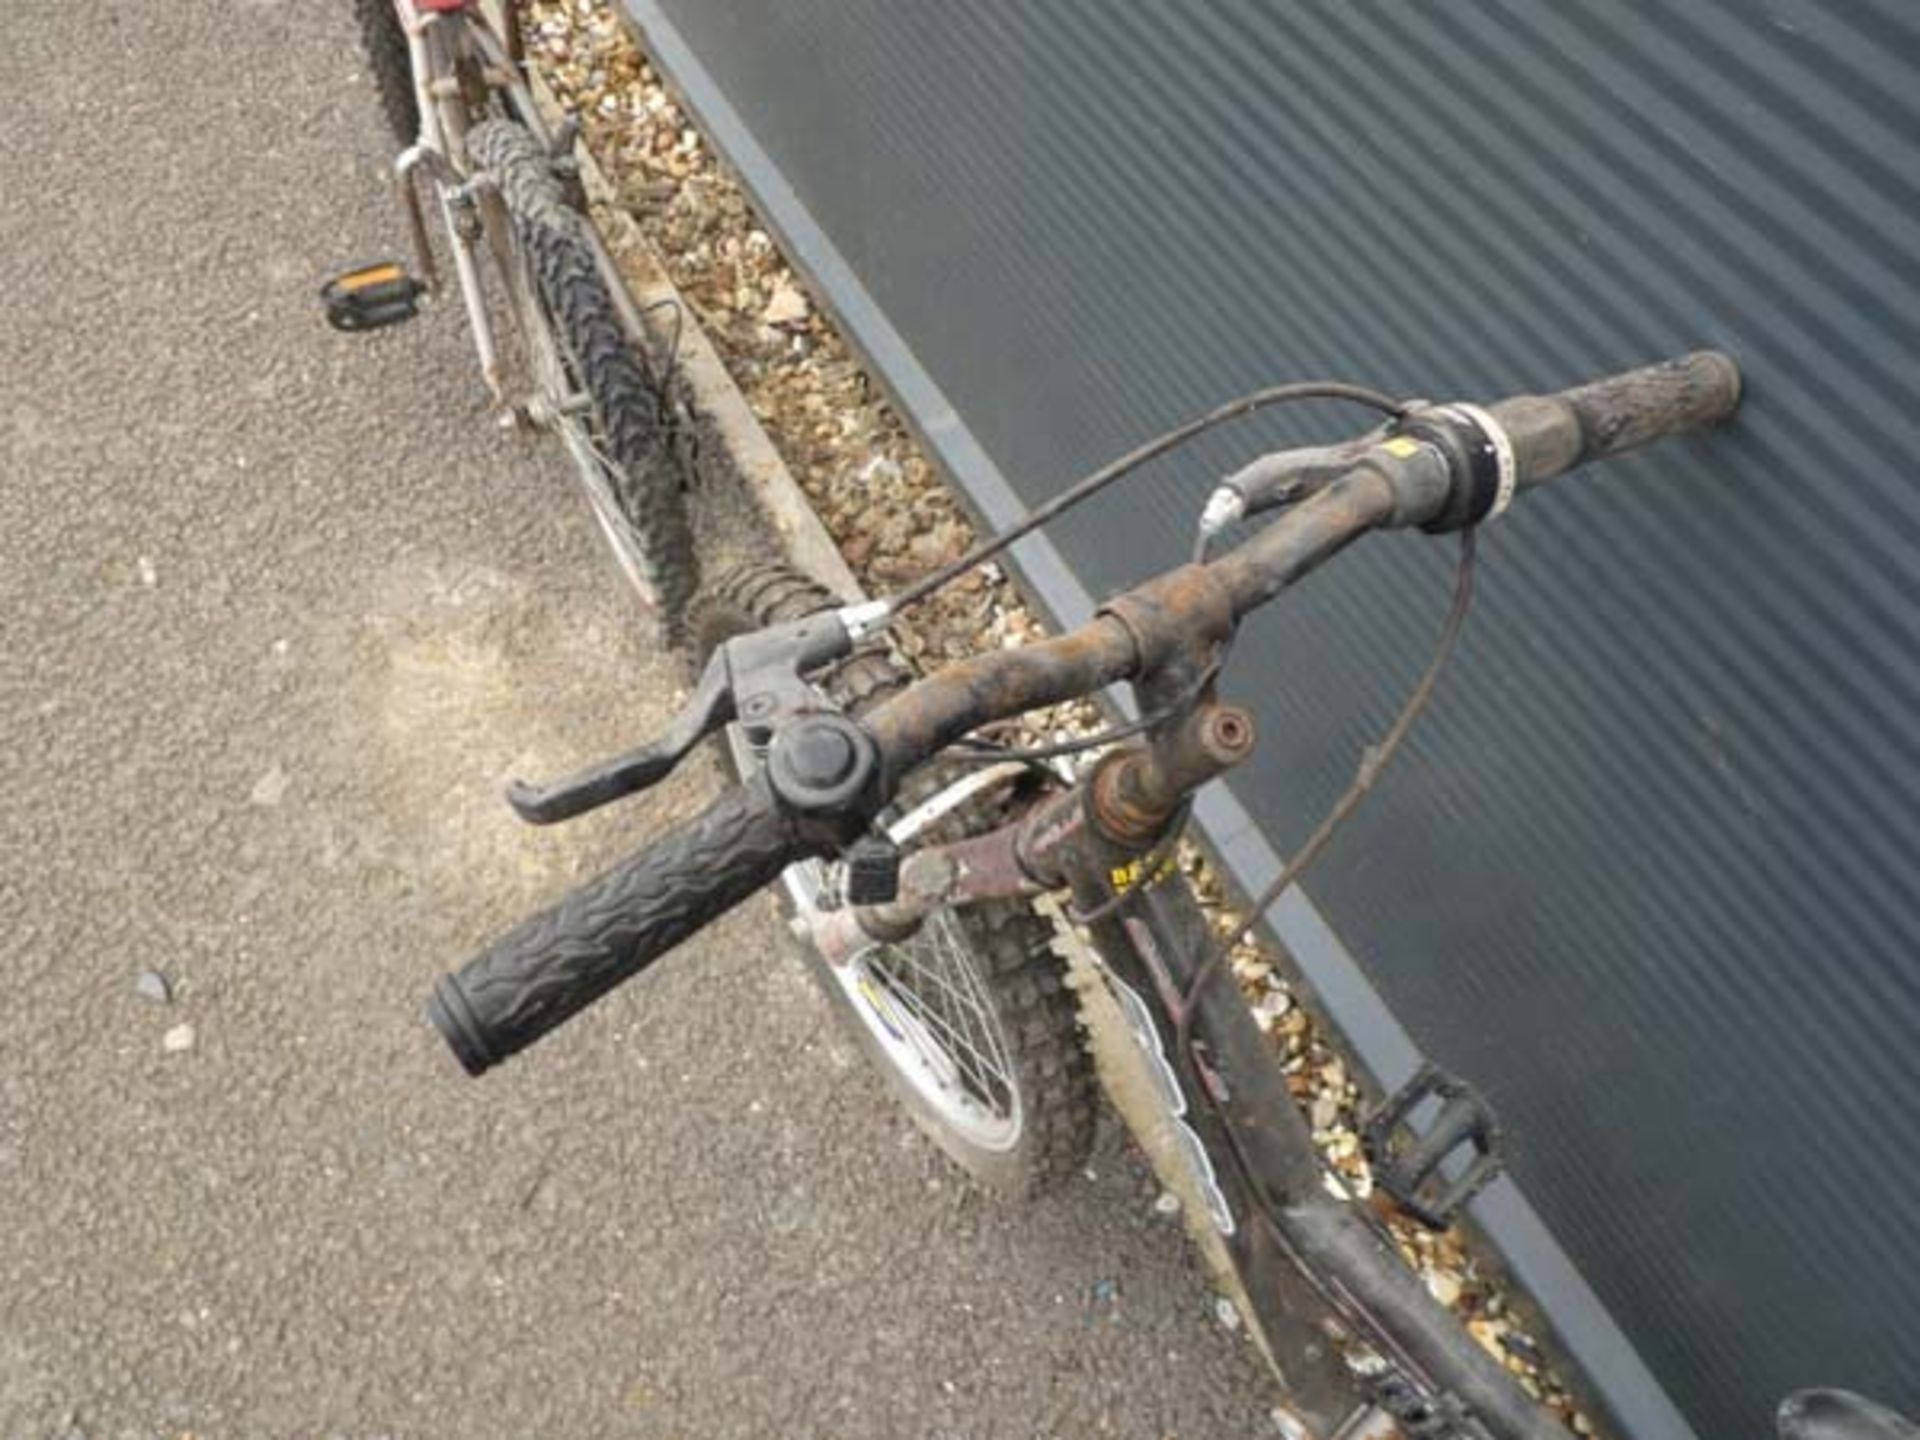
[693,560,1097,1196]
[468,119,699,637]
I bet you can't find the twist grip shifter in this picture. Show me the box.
[504,604,872,825]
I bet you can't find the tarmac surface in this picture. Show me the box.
[0,4,1281,1435]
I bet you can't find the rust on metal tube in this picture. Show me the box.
[1097,563,1236,678]
[1092,701,1258,844]
[1211,472,1399,615]
[863,615,1141,778]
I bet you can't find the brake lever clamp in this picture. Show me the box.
[1393,402,1518,534]
[503,607,863,826]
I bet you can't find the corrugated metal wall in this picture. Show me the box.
[624,3,1920,1435]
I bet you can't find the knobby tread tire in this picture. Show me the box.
[469,119,699,638]
[692,559,1096,1195]
[352,0,419,147]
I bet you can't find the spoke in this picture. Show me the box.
[919,923,1010,1077]
[870,978,963,1090]
[914,946,1003,1100]
[864,917,1017,1116]
[886,947,994,1088]
[868,956,987,1091]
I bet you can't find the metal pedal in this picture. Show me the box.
[1361,1063,1504,1230]
[320,260,426,332]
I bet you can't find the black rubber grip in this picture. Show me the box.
[1491,350,1741,487]
[427,774,815,1076]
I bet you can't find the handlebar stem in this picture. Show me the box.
[1091,702,1258,844]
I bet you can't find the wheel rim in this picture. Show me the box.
[723,727,1025,1151]
[837,909,1023,1151]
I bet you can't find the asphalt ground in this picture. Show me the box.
[0,5,1282,1435]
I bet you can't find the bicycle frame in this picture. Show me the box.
[384,0,546,405]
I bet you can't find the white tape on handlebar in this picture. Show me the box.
[1435,402,1518,520]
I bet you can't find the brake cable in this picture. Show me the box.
[1171,526,1479,1077]
[880,380,1407,616]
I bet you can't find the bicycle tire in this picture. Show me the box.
[468,119,700,639]
[351,0,419,147]
[693,558,1096,1196]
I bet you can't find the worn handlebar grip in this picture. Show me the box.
[427,774,816,1076]
[1491,350,1742,487]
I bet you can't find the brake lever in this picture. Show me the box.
[1197,433,1391,540]
[503,602,881,826]
[1193,401,1422,548]
[505,659,735,824]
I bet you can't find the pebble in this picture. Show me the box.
[1153,1191,1181,1216]
[1213,1296,1242,1332]
[1468,1316,1508,1357]
[762,279,809,327]
[134,970,172,1005]
[1425,1267,1465,1308]
[856,455,902,487]
[162,1022,196,1054]
[1500,1329,1544,1364]
[249,764,290,807]
[1309,1090,1342,1132]
[1251,990,1293,1032]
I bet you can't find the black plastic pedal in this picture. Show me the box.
[320,260,425,332]
[1361,1063,1504,1230]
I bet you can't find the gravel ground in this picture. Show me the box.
[0,4,1292,1437]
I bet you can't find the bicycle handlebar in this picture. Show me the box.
[428,352,1739,1074]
